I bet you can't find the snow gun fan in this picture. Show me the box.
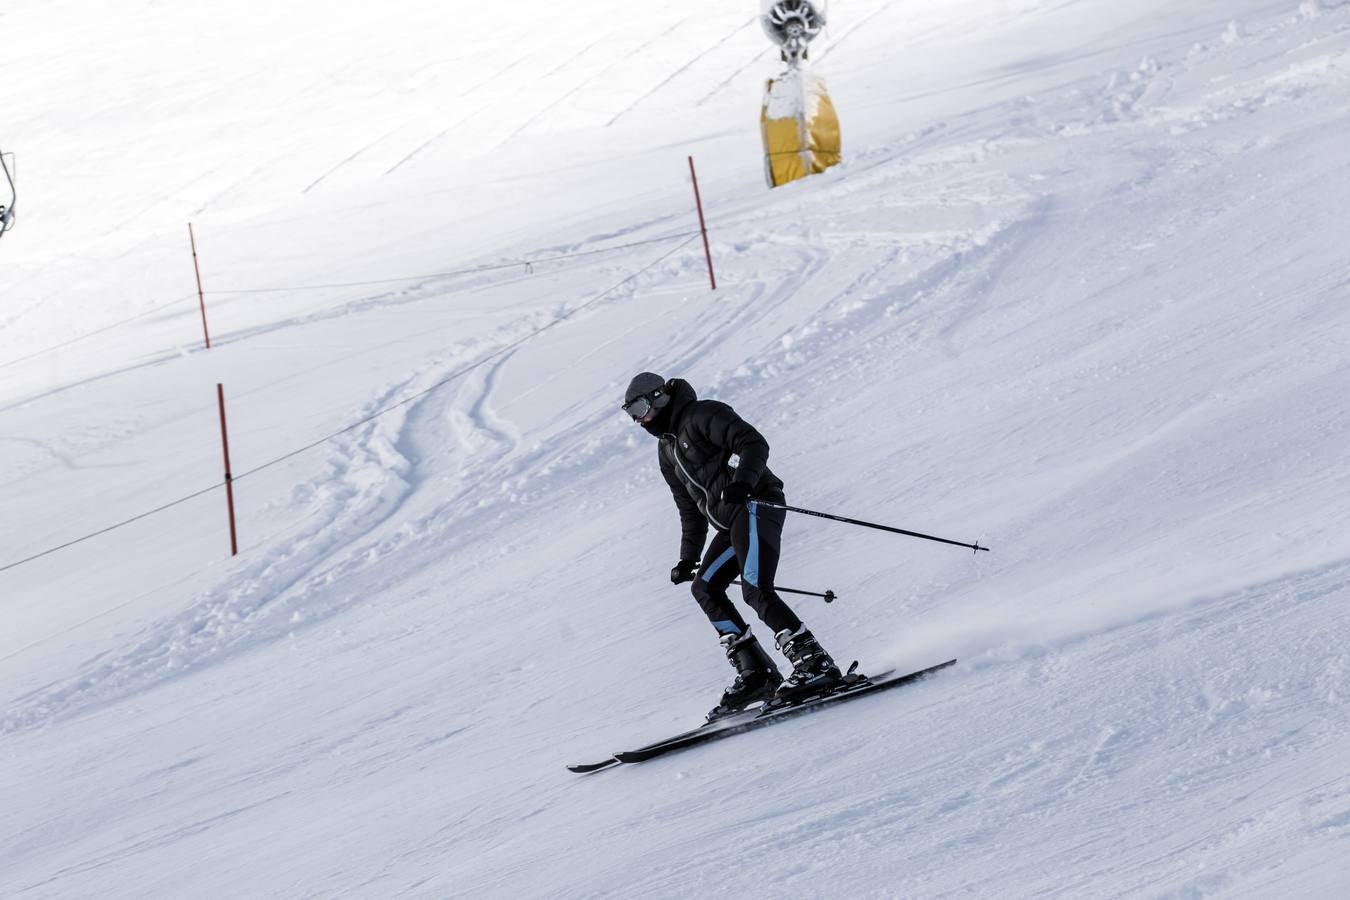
[0,149,15,239]
[759,1,840,188]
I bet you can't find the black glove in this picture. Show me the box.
[720,481,754,507]
[670,559,698,584]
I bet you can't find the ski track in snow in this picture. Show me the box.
[543,560,1350,899]
[606,17,758,126]
[6,2,1350,897]
[0,244,714,730]
[1,373,420,733]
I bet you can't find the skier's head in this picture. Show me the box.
[623,371,673,434]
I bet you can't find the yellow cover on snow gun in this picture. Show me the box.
[758,1,840,188]
[761,69,840,188]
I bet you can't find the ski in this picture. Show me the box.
[566,707,763,774]
[566,758,621,775]
[614,659,953,763]
[566,659,955,773]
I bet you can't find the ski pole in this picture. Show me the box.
[732,580,836,603]
[751,500,990,553]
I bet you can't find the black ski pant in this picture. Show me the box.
[690,500,803,639]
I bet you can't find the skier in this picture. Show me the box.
[622,371,843,720]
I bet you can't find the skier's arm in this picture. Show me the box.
[696,401,771,489]
[659,448,709,561]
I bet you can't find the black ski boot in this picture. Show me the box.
[707,629,783,722]
[773,625,843,703]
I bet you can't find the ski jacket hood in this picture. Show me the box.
[638,377,692,437]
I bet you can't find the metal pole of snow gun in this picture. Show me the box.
[0,149,15,238]
[732,580,836,603]
[750,500,990,554]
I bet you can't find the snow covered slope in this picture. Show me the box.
[3,1,1350,896]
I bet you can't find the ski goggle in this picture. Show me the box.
[622,389,663,421]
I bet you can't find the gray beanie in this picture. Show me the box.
[625,371,667,405]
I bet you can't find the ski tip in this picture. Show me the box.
[567,759,620,774]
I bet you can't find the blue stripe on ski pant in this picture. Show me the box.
[712,619,743,635]
[701,547,737,582]
[744,502,760,587]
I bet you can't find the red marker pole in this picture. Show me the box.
[216,383,239,556]
[687,156,716,291]
[189,223,212,349]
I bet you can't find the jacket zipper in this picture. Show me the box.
[667,437,730,532]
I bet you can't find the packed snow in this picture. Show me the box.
[3,0,1349,896]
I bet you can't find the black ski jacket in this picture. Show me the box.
[655,379,785,560]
